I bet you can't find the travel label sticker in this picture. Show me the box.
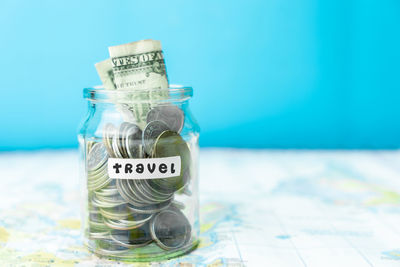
[108,156,181,179]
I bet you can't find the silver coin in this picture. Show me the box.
[103,123,116,157]
[117,122,132,158]
[92,194,125,208]
[111,126,124,158]
[87,162,107,177]
[96,193,127,206]
[129,180,162,205]
[142,180,175,199]
[103,214,152,231]
[87,143,108,171]
[95,239,130,255]
[89,210,104,223]
[88,177,111,192]
[146,105,184,133]
[149,132,191,194]
[150,208,191,250]
[95,185,119,197]
[125,123,142,158]
[116,179,147,207]
[134,180,174,203]
[127,200,172,214]
[87,170,110,191]
[88,230,110,240]
[86,140,96,154]
[125,180,156,205]
[171,200,186,210]
[89,220,109,231]
[110,226,152,249]
[99,203,131,220]
[142,120,170,155]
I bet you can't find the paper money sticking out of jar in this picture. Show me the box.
[95,39,170,129]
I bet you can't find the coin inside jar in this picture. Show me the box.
[87,142,108,171]
[142,120,170,155]
[124,123,142,158]
[150,208,191,250]
[149,131,191,194]
[110,225,152,248]
[146,105,184,133]
[103,123,117,157]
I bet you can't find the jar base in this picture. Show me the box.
[85,239,199,262]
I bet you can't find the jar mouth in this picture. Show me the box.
[83,84,193,103]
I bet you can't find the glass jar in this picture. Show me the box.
[78,85,200,261]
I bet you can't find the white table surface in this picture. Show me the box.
[0,149,399,266]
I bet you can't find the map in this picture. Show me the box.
[0,149,399,266]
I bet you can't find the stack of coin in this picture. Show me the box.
[85,104,192,252]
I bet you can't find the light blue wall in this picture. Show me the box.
[0,0,399,149]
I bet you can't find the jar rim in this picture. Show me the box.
[83,84,193,103]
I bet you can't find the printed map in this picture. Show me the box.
[0,149,399,266]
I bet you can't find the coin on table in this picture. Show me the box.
[146,105,184,133]
[87,142,108,171]
[150,208,191,250]
[110,225,152,249]
[142,120,170,155]
[150,131,191,194]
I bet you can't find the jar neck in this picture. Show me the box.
[84,85,193,104]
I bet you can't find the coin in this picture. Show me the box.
[150,208,191,250]
[110,225,152,249]
[87,143,108,171]
[125,123,142,158]
[150,131,191,193]
[89,220,109,232]
[103,213,152,230]
[99,204,131,220]
[142,120,170,155]
[127,200,172,214]
[146,105,184,133]
[95,239,130,255]
[92,194,126,208]
[117,122,132,158]
[134,179,174,203]
[116,179,148,207]
[95,185,119,197]
[87,169,111,191]
[88,229,110,240]
[89,210,104,223]
[112,126,124,158]
[103,123,116,157]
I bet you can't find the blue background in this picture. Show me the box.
[0,0,399,150]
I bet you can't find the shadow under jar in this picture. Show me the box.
[78,85,200,261]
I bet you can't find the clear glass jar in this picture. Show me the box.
[78,85,200,261]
